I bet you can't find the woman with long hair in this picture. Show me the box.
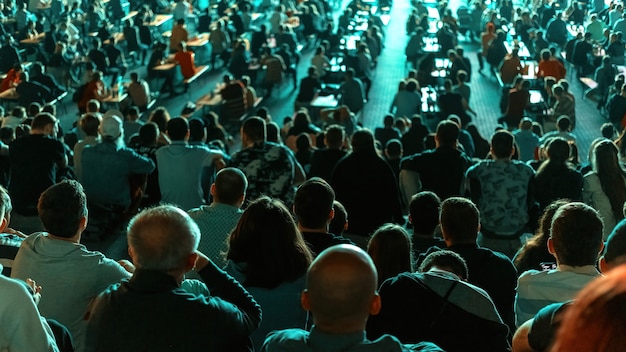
[583,139,626,239]
[225,197,313,351]
[367,223,413,286]
[285,110,321,151]
[513,199,569,274]
[533,138,583,211]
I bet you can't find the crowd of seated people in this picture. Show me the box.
[6,0,626,351]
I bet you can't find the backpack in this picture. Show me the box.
[72,83,88,103]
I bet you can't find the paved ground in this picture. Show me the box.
[70,0,610,258]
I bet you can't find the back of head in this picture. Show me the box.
[265,121,280,143]
[491,130,514,159]
[410,191,441,236]
[188,118,205,142]
[138,122,159,146]
[242,116,266,142]
[519,117,533,131]
[31,112,56,131]
[550,202,603,266]
[556,115,571,131]
[435,120,459,147]
[551,265,626,352]
[546,137,570,163]
[166,117,189,141]
[351,129,376,154]
[367,224,412,284]
[227,197,312,288]
[127,205,199,271]
[383,114,394,127]
[418,250,469,280]
[80,113,101,137]
[329,200,348,236]
[213,167,247,206]
[324,124,345,149]
[440,197,479,244]
[306,244,378,331]
[38,180,87,238]
[603,219,626,269]
[294,177,335,229]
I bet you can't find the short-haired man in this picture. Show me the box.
[86,205,262,351]
[9,113,66,233]
[512,210,625,352]
[408,191,445,257]
[262,244,443,351]
[514,202,603,327]
[188,167,247,268]
[230,116,304,204]
[400,120,473,202]
[419,197,518,333]
[367,249,510,351]
[156,117,225,211]
[11,180,133,351]
[81,115,155,213]
[73,113,100,182]
[309,124,347,181]
[466,130,535,258]
[293,178,353,257]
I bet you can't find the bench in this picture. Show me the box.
[182,65,209,94]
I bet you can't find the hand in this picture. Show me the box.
[117,259,136,273]
[194,251,210,272]
[25,278,42,304]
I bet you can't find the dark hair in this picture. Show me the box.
[440,197,479,242]
[367,224,412,285]
[418,250,469,280]
[435,120,459,147]
[329,200,347,235]
[324,125,344,148]
[556,115,571,131]
[536,137,573,181]
[31,113,56,130]
[148,107,170,132]
[227,197,313,288]
[351,129,377,155]
[410,191,441,235]
[138,122,159,146]
[79,114,100,137]
[37,180,87,238]
[242,116,266,141]
[188,118,206,142]
[266,121,280,143]
[294,177,335,229]
[593,140,626,223]
[491,130,514,158]
[213,168,247,205]
[551,202,603,266]
[166,117,189,141]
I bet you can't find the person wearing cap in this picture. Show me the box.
[8,113,66,233]
[81,114,155,215]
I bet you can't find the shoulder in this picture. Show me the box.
[262,328,309,350]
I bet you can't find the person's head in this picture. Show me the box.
[148,107,171,131]
[541,48,551,61]
[324,124,345,149]
[27,102,41,118]
[0,127,14,145]
[546,137,570,163]
[31,113,57,136]
[549,202,604,267]
[166,117,189,141]
[550,265,626,352]
[241,116,266,145]
[600,219,626,272]
[435,120,459,148]
[351,129,377,155]
[329,200,348,236]
[519,117,533,131]
[99,115,123,141]
[490,130,515,159]
[138,122,159,147]
[0,186,11,232]
[418,250,469,280]
[556,115,571,132]
[86,99,100,113]
[127,205,199,274]
[265,121,280,143]
[602,123,616,140]
[367,224,412,285]
[294,177,335,231]
[227,197,313,289]
[210,167,247,207]
[188,118,206,143]
[385,139,402,159]
[79,113,101,137]
[440,197,479,245]
[302,244,380,333]
[382,114,394,128]
[409,191,441,237]
[37,180,88,239]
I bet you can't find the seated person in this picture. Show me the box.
[0,63,22,93]
[173,41,197,80]
[125,72,151,111]
[15,72,51,107]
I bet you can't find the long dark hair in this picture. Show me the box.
[226,197,313,289]
[536,138,574,179]
[593,140,626,222]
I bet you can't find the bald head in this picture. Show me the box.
[127,205,200,272]
[303,244,379,333]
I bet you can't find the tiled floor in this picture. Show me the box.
[75,0,609,258]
